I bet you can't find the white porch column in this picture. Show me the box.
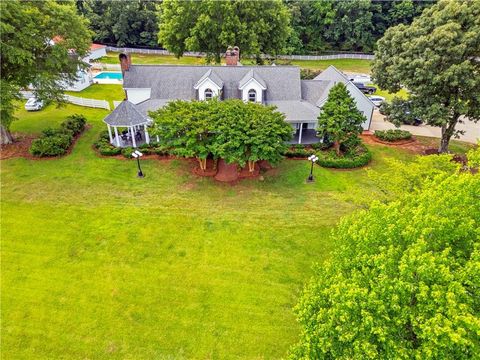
[298,123,303,144]
[130,126,137,148]
[114,126,120,147]
[107,124,113,143]
[144,125,150,144]
[156,135,160,142]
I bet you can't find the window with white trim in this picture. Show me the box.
[248,89,257,102]
[204,88,214,100]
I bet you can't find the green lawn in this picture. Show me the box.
[99,52,373,74]
[65,84,125,108]
[1,100,434,358]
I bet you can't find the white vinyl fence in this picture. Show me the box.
[64,95,110,110]
[105,46,375,61]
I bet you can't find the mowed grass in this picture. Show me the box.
[2,101,417,358]
[99,52,373,73]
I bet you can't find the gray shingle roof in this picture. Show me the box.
[136,99,170,116]
[266,100,320,122]
[238,69,267,89]
[123,65,301,101]
[193,69,224,89]
[301,80,333,106]
[103,100,150,126]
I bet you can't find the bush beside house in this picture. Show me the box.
[374,129,412,142]
[30,115,86,157]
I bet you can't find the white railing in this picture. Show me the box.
[64,94,110,110]
[105,45,375,61]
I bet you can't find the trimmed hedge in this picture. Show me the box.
[93,130,169,158]
[284,145,316,158]
[30,114,86,157]
[374,129,412,142]
[317,145,372,168]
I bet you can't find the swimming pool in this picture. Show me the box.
[94,72,123,80]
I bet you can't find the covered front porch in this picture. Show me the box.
[288,122,321,144]
[103,100,156,148]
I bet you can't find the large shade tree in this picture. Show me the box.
[0,0,91,144]
[372,0,480,153]
[291,155,480,359]
[158,0,292,62]
[149,99,292,170]
[316,82,365,155]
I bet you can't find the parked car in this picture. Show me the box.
[349,74,371,83]
[353,82,376,94]
[25,97,44,111]
[368,95,385,107]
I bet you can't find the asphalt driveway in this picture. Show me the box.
[370,110,480,144]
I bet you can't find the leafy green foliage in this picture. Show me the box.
[372,0,480,152]
[285,0,433,54]
[317,144,372,169]
[317,82,366,155]
[149,99,292,168]
[0,0,91,142]
[30,114,86,157]
[78,0,159,47]
[158,0,292,62]
[379,97,419,126]
[467,144,480,169]
[374,129,412,142]
[292,167,480,359]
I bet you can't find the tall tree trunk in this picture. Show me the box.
[248,160,255,172]
[333,141,341,156]
[0,124,13,145]
[197,157,207,171]
[438,116,460,153]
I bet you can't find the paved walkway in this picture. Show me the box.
[370,110,479,144]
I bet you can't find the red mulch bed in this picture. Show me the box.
[1,126,90,160]
[361,133,429,154]
[370,135,416,146]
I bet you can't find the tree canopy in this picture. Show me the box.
[149,99,292,169]
[316,83,365,155]
[77,0,159,47]
[291,155,480,359]
[372,0,480,153]
[0,0,91,144]
[158,0,292,62]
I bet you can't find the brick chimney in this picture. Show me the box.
[225,46,240,66]
[119,53,131,75]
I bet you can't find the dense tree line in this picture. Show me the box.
[76,0,159,47]
[76,0,434,54]
[286,0,435,53]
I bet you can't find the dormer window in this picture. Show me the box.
[204,88,214,100]
[248,89,257,102]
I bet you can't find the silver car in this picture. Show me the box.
[25,97,44,111]
[368,96,385,107]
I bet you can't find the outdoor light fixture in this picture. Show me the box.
[132,150,144,178]
[307,154,319,182]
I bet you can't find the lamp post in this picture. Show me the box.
[307,154,318,182]
[132,150,144,178]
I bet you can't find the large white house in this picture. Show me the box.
[103,48,374,147]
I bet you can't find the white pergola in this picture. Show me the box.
[103,100,155,148]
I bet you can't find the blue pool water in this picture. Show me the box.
[94,72,123,80]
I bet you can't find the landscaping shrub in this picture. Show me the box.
[30,133,73,156]
[317,144,372,168]
[284,146,316,158]
[374,129,412,142]
[30,114,87,157]
[61,114,86,135]
[98,145,121,156]
[121,147,134,158]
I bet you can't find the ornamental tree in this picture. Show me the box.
[291,168,480,359]
[372,0,480,153]
[0,0,91,144]
[149,99,292,170]
[317,82,365,156]
[148,100,214,171]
